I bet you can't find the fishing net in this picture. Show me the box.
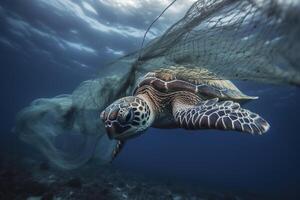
[137,0,300,85]
[15,0,300,169]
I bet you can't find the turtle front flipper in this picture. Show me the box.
[172,98,270,135]
[110,140,125,163]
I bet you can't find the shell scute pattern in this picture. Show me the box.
[135,66,257,101]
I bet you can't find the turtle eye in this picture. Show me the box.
[125,110,132,122]
[119,109,133,124]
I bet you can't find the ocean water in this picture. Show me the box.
[1,1,300,200]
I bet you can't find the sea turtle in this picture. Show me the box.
[100,66,270,159]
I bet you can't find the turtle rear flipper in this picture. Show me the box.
[173,98,270,135]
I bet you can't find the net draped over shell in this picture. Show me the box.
[15,0,300,169]
[137,66,257,101]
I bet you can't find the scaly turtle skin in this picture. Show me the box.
[101,66,270,160]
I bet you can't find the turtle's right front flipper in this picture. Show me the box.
[173,98,270,135]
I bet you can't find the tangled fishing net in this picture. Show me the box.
[15,0,300,169]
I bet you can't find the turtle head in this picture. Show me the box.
[100,96,151,140]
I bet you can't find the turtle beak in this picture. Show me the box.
[101,107,124,139]
[100,106,137,140]
[104,121,132,140]
[102,119,115,139]
[100,110,114,139]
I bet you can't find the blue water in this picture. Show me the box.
[1,0,300,199]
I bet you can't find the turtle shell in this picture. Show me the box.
[134,66,257,101]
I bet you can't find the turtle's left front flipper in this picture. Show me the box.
[173,98,270,135]
[110,140,125,163]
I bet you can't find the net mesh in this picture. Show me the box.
[138,0,300,85]
[15,0,300,169]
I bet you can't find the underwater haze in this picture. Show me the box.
[1,0,300,200]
